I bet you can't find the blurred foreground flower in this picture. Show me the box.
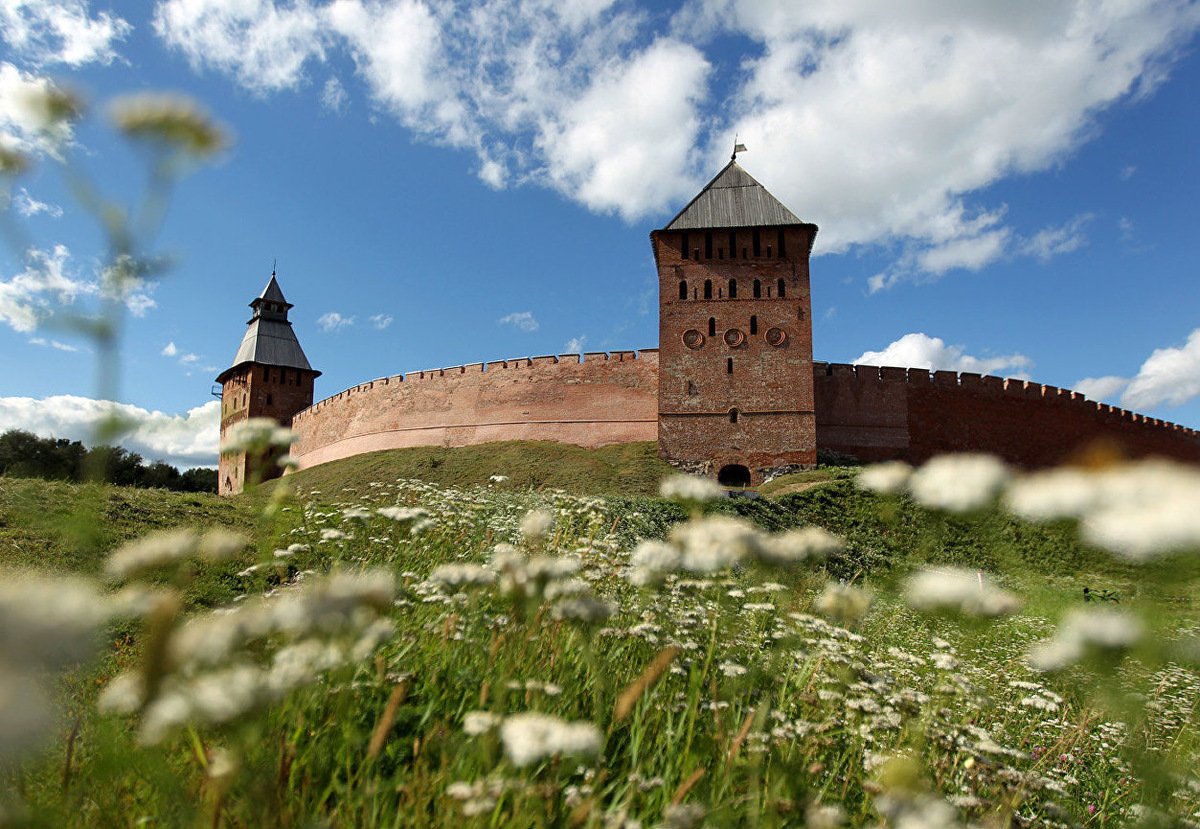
[904,567,1020,618]
[659,474,723,504]
[907,454,1011,513]
[220,418,296,456]
[499,712,602,767]
[815,582,871,624]
[1005,459,1200,560]
[1028,607,1144,672]
[110,93,230,161]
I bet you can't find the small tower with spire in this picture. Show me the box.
[652,156,819,486]
[216,272,320,495]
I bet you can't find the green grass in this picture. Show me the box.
[2,452,1198,829]
[272,440,679,499]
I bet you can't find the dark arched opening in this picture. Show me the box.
[777,278,787,298]
[753,279,762,298]
[718,464,752,488]
[704,280,713,299]
[708,317,716,336]
[679,280,688,300]
[728,279,737,298]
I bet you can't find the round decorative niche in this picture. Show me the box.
[682,329,705,349]
[723,328,746,347]
[765,327,787,346]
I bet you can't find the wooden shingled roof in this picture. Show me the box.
[662,160,812,231]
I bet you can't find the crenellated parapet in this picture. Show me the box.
[813,362,1200,467]
[289,350,659,471]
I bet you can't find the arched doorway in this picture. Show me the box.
[717,464,752,488]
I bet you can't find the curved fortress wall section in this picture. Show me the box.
[289,350,659,470]
[814,362,1200,466]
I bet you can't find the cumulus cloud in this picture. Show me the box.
[1077,329,1200,411]
[499,310,538,332]
[148,0,1200,277]
[0,395,221,468]
[369,313,392,329]
[317,311,354,331]
[564,335,586,354]
[0,244,157,333]
[13,188,63,218]
[0,61,77,159]
[153,0,327,93]
[0,0,130,66]
[855,332,1032,378]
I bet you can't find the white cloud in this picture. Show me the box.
[0,395,221,468]
[320,76,347,112]
[29,336,79,352]
[161,341,178,357]
[317,311,354,331]
[0,245,86,332]
[499,310,538,332]
[13,187,62,218]
[369,313,392,329]
[149,0,1200,268]
[153,0,327,93]
[855,332,1031,378]
[1074,330,1200,411]
[1121,329,1200,409]
[1120,164,1137,180]
[0,0,130,66]
[1019,213,1094,262]
[564,335,586,354]
[1074,375,1130,402]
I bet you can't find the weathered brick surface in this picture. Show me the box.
[653,226,818,483]
[814,363,1200,467]
[290,351,658,469]
[218,364,317,494]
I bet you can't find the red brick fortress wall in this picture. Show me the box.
[289,350,659,470]
[814,362,1200,467]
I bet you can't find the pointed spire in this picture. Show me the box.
[217,270,318,381]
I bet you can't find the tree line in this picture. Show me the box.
[0,429,217,492]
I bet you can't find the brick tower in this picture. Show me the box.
[216,273,320,495]
[652,157,819,486]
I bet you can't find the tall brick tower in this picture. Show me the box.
[652,157,819,486]
[216,273,320,495]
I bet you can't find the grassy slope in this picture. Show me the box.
[274,440,678,498]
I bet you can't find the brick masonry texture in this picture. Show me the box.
[219,364,317,495]
[653,225,818,483]
[813,363,1200,466]
[289,351,659,469]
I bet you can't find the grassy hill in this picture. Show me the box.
[2,445,1198,828]
[275,440,679,498]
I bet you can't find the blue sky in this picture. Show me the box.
[1,0,1199,468]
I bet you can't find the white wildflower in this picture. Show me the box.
[719,661,747,677]
[341,506,373,521]
[908,454,1011,513]
[1004,459,1200,560]
[814,583,871,624]
[669,516,762,573]
[488,475,509,483]
[320,528,348,541]
[904,568,1021,618]
[628,540,682,585]
[1028,607,1144,672]
[499,712,603,767]
[856,462,913,495]
[757,526,844,565]
[105,530,197,579]
[430,564,497,588]
[376,506,430,523]
[463,710,501,736]
[520,510,555,544]
[659,474,723,503]
[220,418,295,455]
[0,575,108,669]
[552,594,615,623]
